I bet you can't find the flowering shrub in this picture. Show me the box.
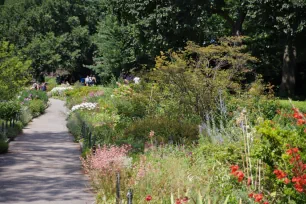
[88,90,104,98]
[81,144,131,175]
[19,90,48,103]
[274,147,306,193]
[230,165,270,203]
[113,83,133,98]
[50,86,73,96]
[230,165,245,182]
[70,102,98,112]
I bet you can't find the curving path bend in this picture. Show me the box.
[0,99,94,204]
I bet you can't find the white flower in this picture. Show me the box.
[50,86,73,96]
[70,102,98,112]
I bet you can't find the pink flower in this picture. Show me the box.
[82,144,131,175]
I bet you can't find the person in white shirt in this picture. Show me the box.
[133,77,140,84]
[85,76,89,86]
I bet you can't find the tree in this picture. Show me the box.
[246,0,306,96]
[89,15,136,81]
[0,41,31,100]
[0,0,100,77]
[208,0,248,36]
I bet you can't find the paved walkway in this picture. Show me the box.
[0,99,94,204]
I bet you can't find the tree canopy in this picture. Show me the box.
[0,41,31,100]
[0,0,305,97]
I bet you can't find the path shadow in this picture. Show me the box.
[0,131,94,204]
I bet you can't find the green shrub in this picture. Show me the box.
[45,77,57,91]
[0,139,8,154]
[19,90,48,103]
[114,94,148,118]
[67,113,83,141]
[28,99,45,117]
[124,116,199,151]
[0,100,21,120]
[6,122,23,140]
[277,99,306,112]
[19,106,32,125]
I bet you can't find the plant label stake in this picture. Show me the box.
[116,172,121,204]
[88,131,92,148]
[127,189,133,204]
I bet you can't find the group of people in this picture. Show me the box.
[82,75,96,86]
[31,82,47,91]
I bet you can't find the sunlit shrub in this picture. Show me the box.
[124,116,198,151]
[28,99,45,117]
[19,90,48,103]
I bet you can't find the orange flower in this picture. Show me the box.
[235,171,245,182]
[273,169,287,179]
[247,177,252,186]
[297,119,306,125]
[284,178,290,184]
[254,194,263,202]
[230,165,239,174]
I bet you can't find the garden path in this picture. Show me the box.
[0,99,94,204]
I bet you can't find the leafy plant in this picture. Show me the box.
[19,90,48,104]
[0,41,31,100]
[28,99,46,117]
[0,139,8,154]
[150,37,257,118]
[0,101,21,120]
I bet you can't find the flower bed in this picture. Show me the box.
[65,83,306,203]
[50,86,73,97]
[71,102,98,112]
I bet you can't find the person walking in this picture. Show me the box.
[41,82,47,91]
[85,76,89,86]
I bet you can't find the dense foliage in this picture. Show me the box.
[65,79,306,203]
[0,0,305,97]
[0,41,31,100]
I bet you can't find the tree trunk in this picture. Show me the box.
[279,39,296,97]
[232,12,247,36]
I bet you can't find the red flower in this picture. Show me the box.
[293,112,302,119]
[286,148,299,155]
[263,202,269,204]
[292,177,301,183]
[230,165,239,174]
[248,193,254,198]
[290,154,301,164]
[297,119,306,125]
[294,183,304,193]
[284,178,290,184]
[146,195,152,201]
[235,171,245,182]
[253,194,263,202]
[273,169,287,179]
